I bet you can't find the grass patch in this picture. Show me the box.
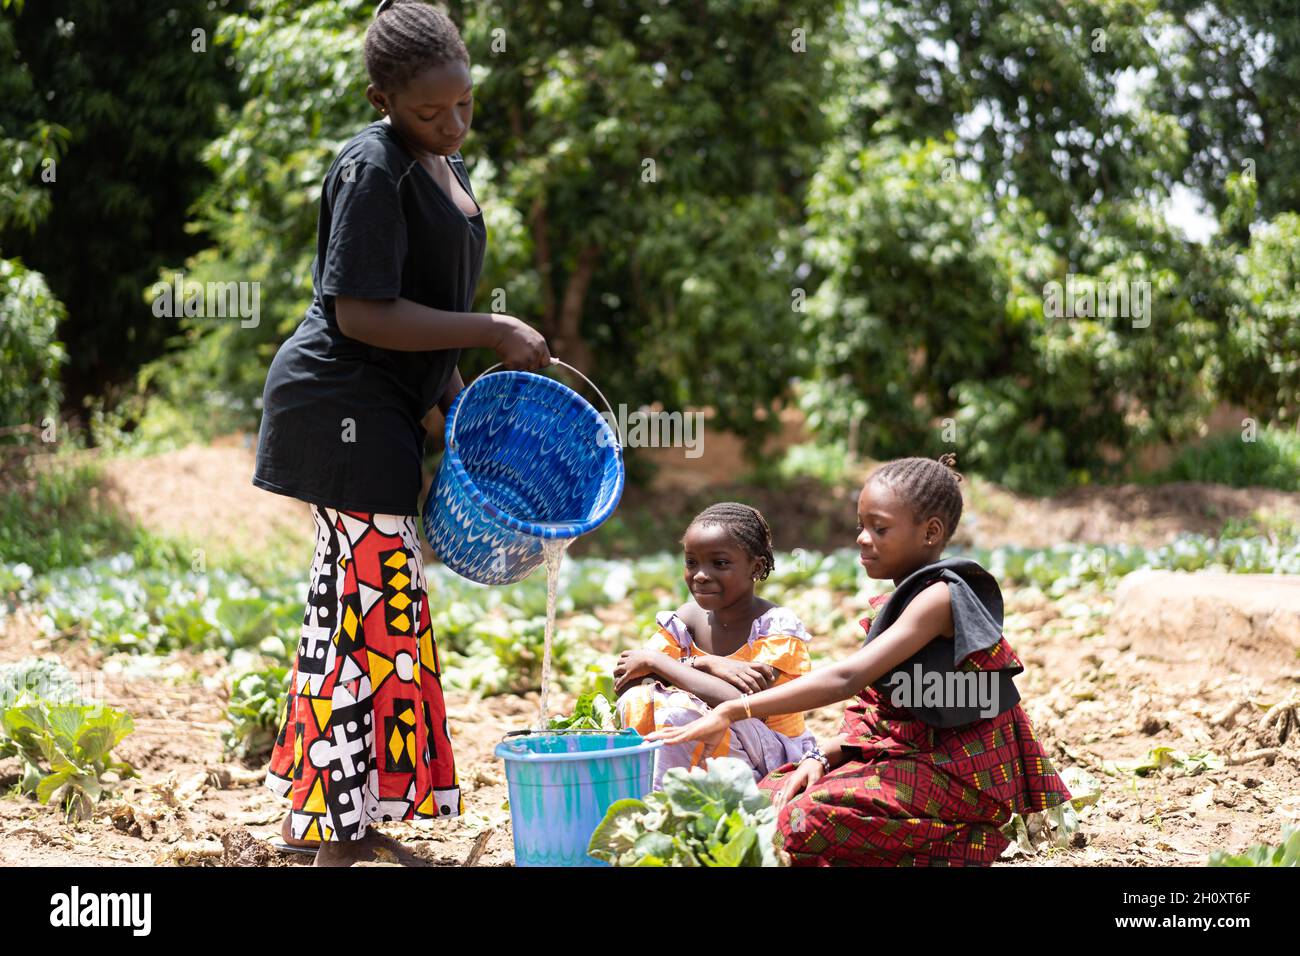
[1149,425,1300,491]
[0,457,190,575]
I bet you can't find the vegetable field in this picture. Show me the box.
[0,442,1298,866]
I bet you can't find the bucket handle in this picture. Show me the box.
[447,358,623,452]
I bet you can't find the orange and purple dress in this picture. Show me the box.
[618,605,818,789]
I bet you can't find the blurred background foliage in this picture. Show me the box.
[1,0,1297,493]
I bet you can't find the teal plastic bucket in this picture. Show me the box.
[494,730,661,867]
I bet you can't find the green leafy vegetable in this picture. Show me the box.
[1102,745,1224,778]
[548,691,619,731]
[222,664,289,759]
[1209,827,1300,867]
[0,656,80,708]
[587,757,787,867]
[0,699,136,821]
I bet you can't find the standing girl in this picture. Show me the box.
[648,455,1072,866]
[253,0,551,866]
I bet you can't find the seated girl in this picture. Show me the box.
[648,455,1072,866]
[613,502,817,789]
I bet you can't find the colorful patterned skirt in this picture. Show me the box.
[264,505,462,843]
[758,685,1071,866]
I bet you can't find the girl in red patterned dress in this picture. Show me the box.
[648,454,1072,866]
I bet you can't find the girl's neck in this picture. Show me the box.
[380,116,440,165]
[892,553,945,587]
[706,592,761,632]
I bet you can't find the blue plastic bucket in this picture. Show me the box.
[494,730,661,867]
[423,361,624,585]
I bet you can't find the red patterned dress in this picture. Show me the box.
[758,593,1071,866]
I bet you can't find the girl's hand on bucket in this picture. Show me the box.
[645,706,731,750]
[490,315,552,371]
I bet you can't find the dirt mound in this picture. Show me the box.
[1110,571,1300,678]
[99,438,313,560]
[220,825,277,867]
[966,480,1300,548]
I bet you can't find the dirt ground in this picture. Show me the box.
[2,579,1296,868]
[1,439,1297,867]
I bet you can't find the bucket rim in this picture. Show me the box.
[493,729,663,763]
[441,370,625,540]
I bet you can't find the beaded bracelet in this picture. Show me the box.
[801,747,830,772]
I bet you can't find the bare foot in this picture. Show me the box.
[313,831,381,867]
[311,829,432,868]
[280,815,318,850]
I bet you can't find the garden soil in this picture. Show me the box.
[0,438,1297,866]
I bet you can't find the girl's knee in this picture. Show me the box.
[616,684,655,733]
[757,762,798,793]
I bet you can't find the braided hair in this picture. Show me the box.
[867,453,964,544]
[684,502,776,581]
[366,0,468,94]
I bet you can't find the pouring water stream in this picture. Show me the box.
[535,537,572,730]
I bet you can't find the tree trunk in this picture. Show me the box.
[553,243,600,375]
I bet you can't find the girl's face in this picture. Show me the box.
[368,60,474,157]
[682,523,761,612]
[856,478,945,584]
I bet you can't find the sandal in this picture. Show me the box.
[268,836,319,856]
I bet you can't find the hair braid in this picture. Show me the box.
[684,502,776,581]
[366,0,468,94]
[868,454,964,544]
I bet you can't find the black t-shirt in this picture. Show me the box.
[252,120,487,515]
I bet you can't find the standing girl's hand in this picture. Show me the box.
[489,314,551,371]
[771,758,824,812]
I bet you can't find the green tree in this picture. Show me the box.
[1157,1,1300,230]
[147,0,839,449]
[0,2,68,432]
[0,0,243,409]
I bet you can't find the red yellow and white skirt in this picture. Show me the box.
[265,505,461,843]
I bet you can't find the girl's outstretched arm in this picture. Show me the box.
[646,582,953,747]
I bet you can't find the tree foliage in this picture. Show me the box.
[2,0,1297,492]
[0,0,241,405]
